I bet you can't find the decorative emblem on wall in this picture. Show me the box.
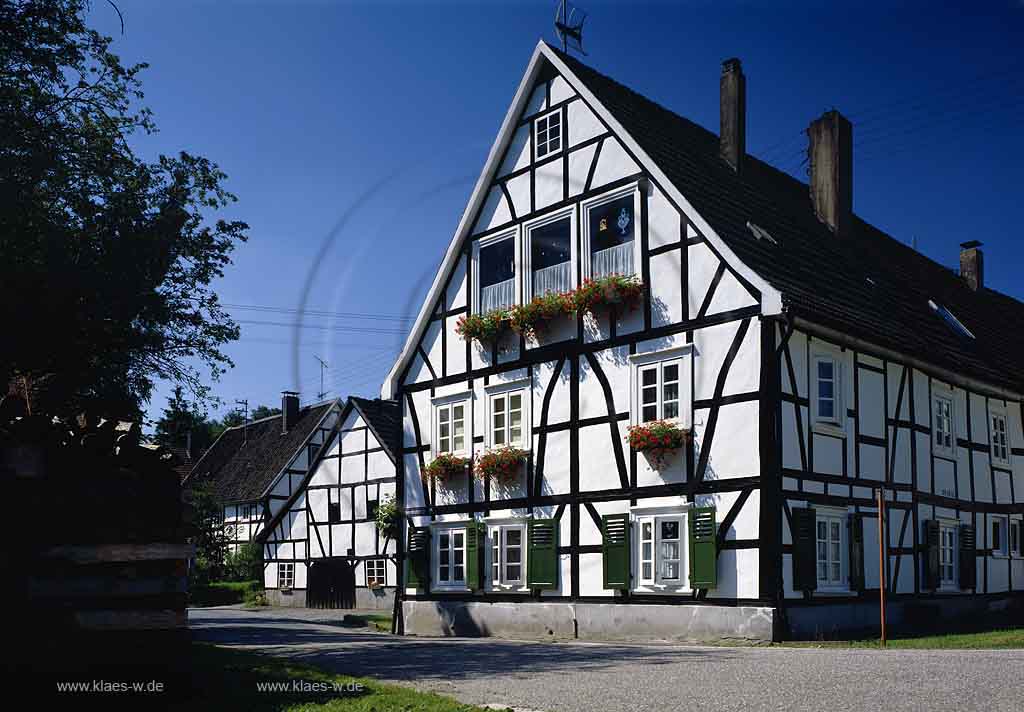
[617,207,631,235]
[598,217,608,232]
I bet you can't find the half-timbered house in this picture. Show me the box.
[185,393,342,554]
[258,397,401,610]
[383,41,1024,641]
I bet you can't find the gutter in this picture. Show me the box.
[792,316,1024,402]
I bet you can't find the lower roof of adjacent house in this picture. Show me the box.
[184,400,336,503]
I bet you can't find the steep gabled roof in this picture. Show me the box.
[383,41,1024,399]
[553,47,1024,394]
[349,396,400,464]
[183,400,337,502]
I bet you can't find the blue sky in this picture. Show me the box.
[85,1,1024,427]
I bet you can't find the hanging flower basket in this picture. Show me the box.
[456,310,511,344]
[573,275,644,316]
[474,446,528,486]
[424,453,469,483]
[508,292,575,338]
[626,420,690,470]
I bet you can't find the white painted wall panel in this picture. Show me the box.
[649,250,682,327]
[498,124,531,177]
[549,75,574,104]
[473,186,512,234]
[589,138,638,190]
[567,100,603,147]
[577,422,624,492]
[535,158,563,210]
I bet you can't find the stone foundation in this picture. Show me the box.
[402,600,776,643]
[266,588,307,608]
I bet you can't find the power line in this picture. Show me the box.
[223,303,414,323]
[235,318,408,335]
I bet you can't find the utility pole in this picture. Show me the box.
[314,355,329,401]
[877,487,887,647]
[235,399,249,444]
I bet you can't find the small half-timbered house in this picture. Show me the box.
[259,397,401,610]
[382,41,1024,641]
[185,394,343,553]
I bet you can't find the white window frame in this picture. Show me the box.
[992,515,1009,558]
[484,379,531,450]
[277,562,294,590]
[432,524,468,590]
[431,392,471,459]
[365,558,387,587]
[932,384,956,460]
[938,520,958,589]
[989,405,1010,468]
[815,507,848,592]
[1011,519,1022,558]
[533,108,563,160]
[471,228,521,315]
[580,183,643,281]
[522,206,577,300]
[628,346,693,429]
[811,349,845,436]
[631,504,689,593]
[487,520,528,590]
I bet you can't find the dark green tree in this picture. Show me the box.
[251,404,282,420]
[187,482,229,586]
[0,0,247,419]
[153,385,217,454]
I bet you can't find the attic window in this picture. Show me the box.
[534,109,562,160]
[928,300,975,339]
[745,221,777,245]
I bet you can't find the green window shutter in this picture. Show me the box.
[465,521,484,590]
[527,518,559,589]
[958,523,976,590]
[688,507,717,589]
[791,507,817,591]
[406,526,430,589]
[922,519,940,590]
[848,513,865,591]
[601,513,630,590]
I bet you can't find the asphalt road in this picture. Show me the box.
[190,607,1024,712]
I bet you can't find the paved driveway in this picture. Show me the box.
[190,607,1023,712]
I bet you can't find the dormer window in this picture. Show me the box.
[534,109,562,160]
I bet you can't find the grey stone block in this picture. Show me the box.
[403,601,575,638]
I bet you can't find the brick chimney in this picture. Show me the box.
[808,110,853,237]
[959,241,984,291]
[719,58,746,173]
[281,391,300,434]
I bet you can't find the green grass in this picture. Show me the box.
[189,580,262,607]
[780,626,1024,649]
[170,643,497,711]
[341,613,393,632]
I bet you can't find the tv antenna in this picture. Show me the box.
[234,399,249,444]
[554,0,587,55]
[314,355,329,401]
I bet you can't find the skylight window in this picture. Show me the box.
[928,300,975,339]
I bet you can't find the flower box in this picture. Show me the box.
[508,292,575,339]
[474,446,528,486]
[573,274,644,316]
[424,453,469,483]
[456,310,511,344]
[626,420,690,470]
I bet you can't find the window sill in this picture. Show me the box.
[933,451,956,462]
[812,422,846,439]
[633,584,690,594]
[431,586,471,593]
[992,554,1011,560]
[814,587,852,596]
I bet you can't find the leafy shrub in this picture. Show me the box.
[224,542,262,582]
[374,494,400,539]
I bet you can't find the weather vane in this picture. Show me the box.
[554,0,587,55]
